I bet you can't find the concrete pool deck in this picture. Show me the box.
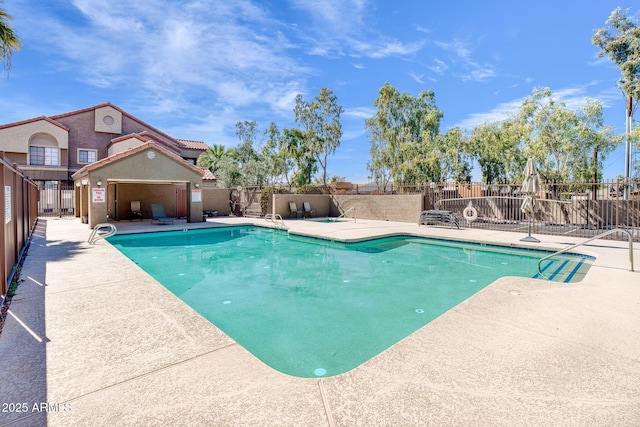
[0,216,638,426]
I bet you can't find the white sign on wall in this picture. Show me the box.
[4,186,11,224]
[192,189,202,202]
[92,188,106,203]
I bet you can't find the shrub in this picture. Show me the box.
[260,186,290,214]
[294,184,323,194]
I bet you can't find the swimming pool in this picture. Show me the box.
[309,218,352,223]
[108,226,593,378]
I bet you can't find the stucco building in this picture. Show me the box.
[0,103,208,186]
[0,103,213,227]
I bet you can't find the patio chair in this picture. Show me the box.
[130,200,143,221]
[289,201,303,218]
[303,201,316,218]
[418,209,460,229]
[151,204,174,225]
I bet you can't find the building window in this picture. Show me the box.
[29,146,59,166]
[78,149,97,164]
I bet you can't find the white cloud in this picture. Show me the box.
[344,106,375,120]
[289,0,424,60]
[23,0,311,119]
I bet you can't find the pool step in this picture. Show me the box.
[534,256,591,283]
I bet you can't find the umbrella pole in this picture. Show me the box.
[521,212,540,243]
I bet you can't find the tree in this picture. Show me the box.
[593,8,640,104]
[262,122,288,186]
[519,88,619,182]
[0,1,21,75]
[212,121,267,187]
[593,7,640,192]
[293,88,344,188]
[281,127,316,186]
[439,127,472,182]
[469,119,524,183]
[365,83,444,186]
[366,122,393,191]
[233,120,266,185]
[196,144,227,173]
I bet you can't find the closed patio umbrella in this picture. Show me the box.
[520,158,541,242]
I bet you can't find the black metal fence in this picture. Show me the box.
[38,183,75,217]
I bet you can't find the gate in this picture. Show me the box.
[176,187,187,218]
[38,183,75,217]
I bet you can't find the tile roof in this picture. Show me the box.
[0,115,70,131]
[200,168,216,181]
[177,139,209,150]
[109,132,181,154]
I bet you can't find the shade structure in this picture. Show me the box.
[520,158,541,242]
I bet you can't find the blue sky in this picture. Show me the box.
[0,0,636,182]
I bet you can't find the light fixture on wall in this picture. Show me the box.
[194,183,200,188]
[96,180,102,187]
[81,179,88,186]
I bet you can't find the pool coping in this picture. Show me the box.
[0,217,638,425]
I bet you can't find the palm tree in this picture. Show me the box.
[0,2,21,75]
[196,144,227,173]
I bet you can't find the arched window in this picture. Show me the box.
[29,133,59,166]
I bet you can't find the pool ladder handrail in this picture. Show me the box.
[88,223,117,244]
[265,213,287,229]
[338,206,356,222]
[537,228,634,278]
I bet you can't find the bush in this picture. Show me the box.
[260,186,290,214]
[294,184,324,194]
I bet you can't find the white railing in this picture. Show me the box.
[265,214,287,229]
[338,206,356,222]
[537,228,634,277]
[88,223,117,244]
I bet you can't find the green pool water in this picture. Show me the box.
[108,226,593,378]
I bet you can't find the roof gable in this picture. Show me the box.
[0,115,69,132]
[72,141,204,180]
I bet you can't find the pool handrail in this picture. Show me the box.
[88,223,117,244]
[265,213,287,229]
[338,206,356,223]
[537,228,634,278]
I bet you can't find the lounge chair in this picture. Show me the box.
[303,201,316,218]
[130,200,143,221]
[418,209,460,229]
[289,202,303,218]
[151,204,174,225]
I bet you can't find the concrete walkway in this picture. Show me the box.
[0,217,639,426]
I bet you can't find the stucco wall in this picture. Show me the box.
[202,188,231,215]
[115,183,178,220]
[330,195,424,223]
[108,137,144,156]
[94,105,123,134]
[93,148,201,183]
[267,193,424,223]
[272,194,331,218]
[0,119,69,153]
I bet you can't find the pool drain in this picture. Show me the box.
[314,368,326,376]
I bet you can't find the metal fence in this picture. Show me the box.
[1,154,39,295]
[38,183,75,217]
[422,180,640,241]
